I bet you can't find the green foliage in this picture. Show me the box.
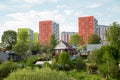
[69,34,83,46]
[88,49,99,65]
[49,34,57,51]
[1,30,17,50]
[88,34,101,44]
[0,61,18,79]
[13,40,29,57]
[26,55,41,66]
[67,70,103,80]
[106,22,120,49]
[98,45,119,64]
[17,30,29,43]
[73,58,86,71]
[39,45,50,54]
[4,67,73,80]
[99,52,117,80]
[31,43,39,51]
[57,51,71,70]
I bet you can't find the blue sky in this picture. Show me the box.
[0,0,120,42]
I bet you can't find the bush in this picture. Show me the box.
[4,67,74,80]
[0,61,18,79]
[26,55,41,66]
[57,51,71,70]
[74,58,86,71]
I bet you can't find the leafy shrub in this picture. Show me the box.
[73,58,86,71]
[0,61,18,79]
[26,55,41,66]
[57,51,71,70]
[4,67,74,80]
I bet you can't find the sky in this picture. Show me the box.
[0,0,120,42]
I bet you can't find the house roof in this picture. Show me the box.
[0,53,9,61]
[87,44,102,51]
[54,40,73,49]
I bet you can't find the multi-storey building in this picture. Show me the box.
[78,16,98,44]
[17,28,34,46]
[34,32,39,44]
[61,32,77,43]
[97,25,109,45]
[39,20,59,45]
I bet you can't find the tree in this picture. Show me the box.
[69,34,83,46]
[106,22,120,49]
[17,30,29,43]
[13,31,30,58]
[88,49,99,65]
[1,30,17,50]
[4,67,73,80]
[13,40,29,58]
[99,52,117,80]
[57,51,70,70]
[88,34,101,44]
[49,34,57,51]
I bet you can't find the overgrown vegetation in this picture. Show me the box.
[4,67,74,80]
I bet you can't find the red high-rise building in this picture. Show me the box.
[39,20,59,45]
[78,16,98,44]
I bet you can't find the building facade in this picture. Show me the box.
[78,16,98,44]
[39,20,59,45]
[61,32,77,43]
[17,28,34,46]
[97,25,109,45]
[34,32,39,44]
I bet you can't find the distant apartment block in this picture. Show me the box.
[34,32,39,44]
[17,28,34,46]
[78,16,98,44]
[97,25,110,45]
[39,20,59,45]
[61,32,77,43]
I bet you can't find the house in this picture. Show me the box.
[53,40,77,56]
[0,52,9,61]
[87,44,102,52]
[0,52,19,61]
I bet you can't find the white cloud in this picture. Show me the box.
[64,10,73,15]
[56,5,70,9]
[18,0,59,3]
[88,3,103,8]
[108,6,120,13]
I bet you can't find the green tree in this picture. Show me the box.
[98,45,119,64]
[49,34,57,51]
[69,34,83,46]
[99,52,117,80]
[0,61,18,80]
[4,67,73,80]
[31,42,40,54]
[13,30,30,58]
[106,22,120,49]
[17,30,29,43]
[13,40,29,58]
[57,51,70,70]
[88,49,99,65]
[1,30,17,50]
[88,34,101,44]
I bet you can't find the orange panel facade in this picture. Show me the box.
[78,16,94,44]
[39,20,52,46]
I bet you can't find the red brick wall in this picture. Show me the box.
[78,16,94,44]
[39,20,52,46]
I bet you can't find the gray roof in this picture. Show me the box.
[54,40,72,49]
[0,53,9,61]
[87,44,102,51]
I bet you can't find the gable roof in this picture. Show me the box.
[54,40,72,49]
